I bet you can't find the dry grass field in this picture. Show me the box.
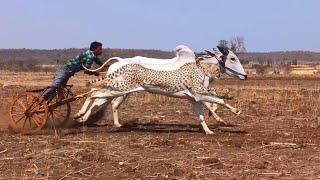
[0,71,320,179]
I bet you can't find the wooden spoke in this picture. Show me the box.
[52,109,65,117]
[11,112,26,117]
[22,116,28,129]
[49,111,54,119]
[13,114,27,124]
[33,113,44,123]
[25,95,29,108]
[29,100,41,112]
[32,116,41,128]
[17,99,27,111]
[34,113,45,121]
[12,105,25,112]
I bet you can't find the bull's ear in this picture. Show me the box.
[205,50,215,57]
[217,46,229,56]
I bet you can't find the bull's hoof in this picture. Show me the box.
[72,112,84,120]
[217,120,228,126]
[205,130,215,135]
[114,123,122,128]
[218,95,233,100]
[77,118,86,123]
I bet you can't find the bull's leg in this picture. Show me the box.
[191,101,214,135]
[111,95,128,128]
[217,103,241,116]
[197,94,241,116]
[78,98,112,122]
[73,96,94,119]
[224,103,241,116]
[202,102,227,125]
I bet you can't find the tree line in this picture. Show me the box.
[0,48,174,72]
[0,44,319,73]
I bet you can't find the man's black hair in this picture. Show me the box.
[90,41,102,51]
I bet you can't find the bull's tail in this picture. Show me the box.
[82,57,123,72]
[86,76,107,87]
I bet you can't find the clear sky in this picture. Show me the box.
[1,0,319,52]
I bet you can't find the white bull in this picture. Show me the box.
[77,45,247,134]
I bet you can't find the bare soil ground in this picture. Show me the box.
[0,71,320,179]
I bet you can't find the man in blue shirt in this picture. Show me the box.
[42,41,104,101]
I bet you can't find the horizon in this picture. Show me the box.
[1,47,320,54]
[1,0,320,52]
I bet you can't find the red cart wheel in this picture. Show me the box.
[9,92,48,134]
[47,101,71,128]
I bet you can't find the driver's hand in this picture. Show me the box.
[94,72,100,76]
[84,70,91,75]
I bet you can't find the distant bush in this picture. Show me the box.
[252,64,269,75]
[0,60,56,72]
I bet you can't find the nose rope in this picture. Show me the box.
[225,66,247,77]
[217,60,247,77]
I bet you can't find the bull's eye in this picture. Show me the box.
[230,57,236,61]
